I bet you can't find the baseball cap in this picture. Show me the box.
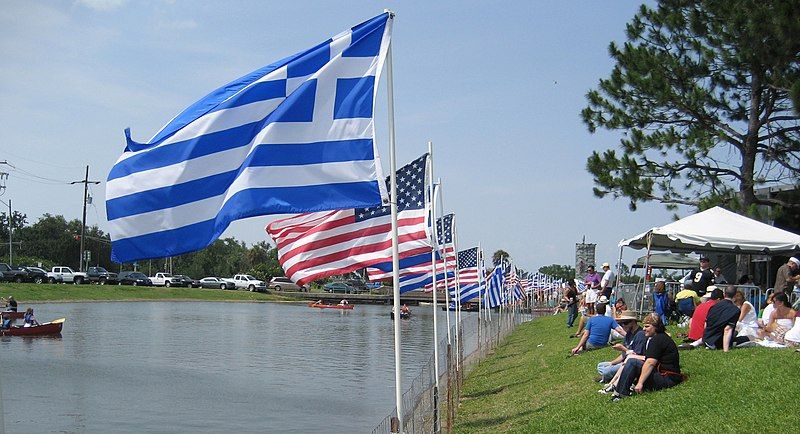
[598,296,609,304]
[789,257,800,266]
[602,262,610,268]
[700,257,710,262]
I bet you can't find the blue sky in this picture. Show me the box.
[0,0,682,272]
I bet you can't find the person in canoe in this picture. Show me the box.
[3,295,18,312]
[23,308,39,327]
[0,312,13,329]
[401,304,411,316]
[339,299,349,306]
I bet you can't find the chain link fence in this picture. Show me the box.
[372,306,534,434]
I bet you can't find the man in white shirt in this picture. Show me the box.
[600,262,616,300]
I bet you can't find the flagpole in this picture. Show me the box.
[439,180,453,346]
[428,141,441,434]
[452,215,463,372]
[385,35,405,432]
[477,244,483,348]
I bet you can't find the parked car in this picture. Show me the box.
[149,272,183,287]
[174,275,201,288]
[48,266,88,284]
[0,263,32,283]
[267,277,306,292]
[323,282,357,294]
[344,279,369,293]
[232,274,267,292]
[117,271,152,286]
[20,266,52,284]
[199,277,235,290]
[86,267,118,285]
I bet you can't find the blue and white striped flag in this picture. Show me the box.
[106,13,393,263]
[485,265,505,308]
[455,282,484,302]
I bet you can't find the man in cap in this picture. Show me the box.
[689,257,714,296]
[596,311,645,384]
[599,262,615,300]
[773,257,800,295]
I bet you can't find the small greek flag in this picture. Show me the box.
[106,13,393,263]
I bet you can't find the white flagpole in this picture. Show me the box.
[427,142,441,433]
[477,244,483,346]
[452,215,462,372]
[439,180,453,345]
[385,34,404,431]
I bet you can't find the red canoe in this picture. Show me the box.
[0,318,65,336]
[308,302,354,310]
[1,311,24,319]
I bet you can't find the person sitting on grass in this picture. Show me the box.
[702,285,740,352]
[570,303,626,355]
[596,311,645,383]
[611,313,683,401]
[758,293,776,328]
[682,287,723,349]
[733,290,759,340]
[675,282,700,319]
[759,292,796,345]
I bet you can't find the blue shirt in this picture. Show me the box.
[585,315,620,347]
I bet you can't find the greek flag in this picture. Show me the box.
[485,265,505,308]
[106,13,393,263]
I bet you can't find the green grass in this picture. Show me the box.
[0,282,295,303]
[454,313,799,433]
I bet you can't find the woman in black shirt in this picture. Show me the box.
[612,313,683,401]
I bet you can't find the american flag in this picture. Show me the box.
[456,247,480,285]
[266,154,430,285]
[436,213,456,265]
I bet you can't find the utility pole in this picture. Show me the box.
[0,162,11,265]
[71,165,100,272]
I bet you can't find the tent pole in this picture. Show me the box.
[639,232,653,315]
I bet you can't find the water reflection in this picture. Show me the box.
[0,302,468,433]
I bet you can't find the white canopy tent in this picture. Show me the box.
[616,206,800,312]
[619,206,800,255]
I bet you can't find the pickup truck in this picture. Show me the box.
[48,266,89,284]
[0,263,32,283]
[232,274,267,292]
[86,267,118,285]
[149,272,183,287]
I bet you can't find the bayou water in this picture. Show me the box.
[0,301,465,433]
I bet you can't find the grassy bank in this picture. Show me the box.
[454,313,799,433]
[0,282,294,303]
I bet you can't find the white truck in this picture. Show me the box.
[48,266,89,284]
[149,272,183,287]
[232,274,267,292]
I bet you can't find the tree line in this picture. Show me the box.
[0,212,283,282]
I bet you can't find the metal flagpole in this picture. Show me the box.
[436,179,458,348]
[427,141,441,433]
[477,244,483,348]
[385,35,405,432]
[439,180,454,345]
[452,215,463,372]
[614,245,624,303]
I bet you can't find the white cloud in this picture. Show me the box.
[75,0,126,12]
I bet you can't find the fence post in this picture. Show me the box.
[390,416,400,434]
